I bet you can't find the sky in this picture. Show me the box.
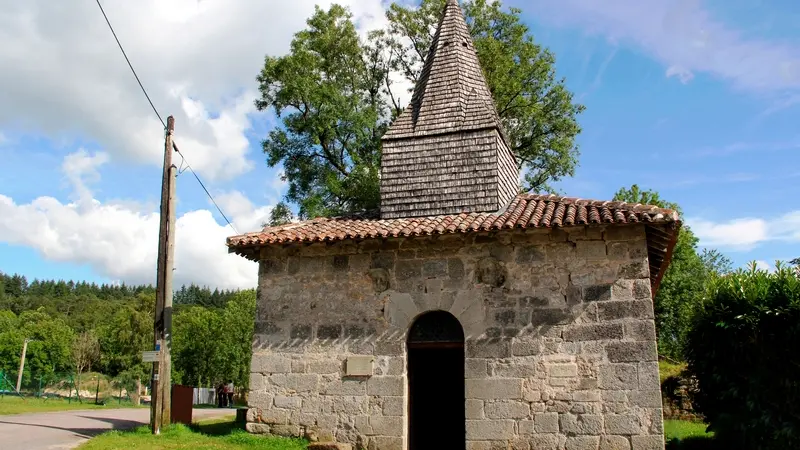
[0,0,797,290]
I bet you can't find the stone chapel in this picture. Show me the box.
[227,1,679,449]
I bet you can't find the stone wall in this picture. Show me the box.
[247,225,665,450]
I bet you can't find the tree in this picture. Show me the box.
[219,290,256,390]
[0,311,22,374]
[172,290,257,389]
[700,248,733,275]
[72,331,100,388]
[268,202,294,227]
[96,293,153,380]
[173,306,224,386]
[613,185,726,359]
[612,184,680,213]
[17,311,74,387]
[256,0,584,218]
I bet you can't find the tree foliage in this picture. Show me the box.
[687,264,800,449]
[613,184,731,359]
[268,202,294,227]
[96,293,154,384]
[256,0,584,218]
[173,290,256,389]
[72,331,100,384]
[0,273,256,391]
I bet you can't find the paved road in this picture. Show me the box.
[0,407,236,450]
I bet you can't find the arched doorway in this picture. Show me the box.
[407,310,466,450]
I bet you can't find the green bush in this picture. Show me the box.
[686,264,800,449]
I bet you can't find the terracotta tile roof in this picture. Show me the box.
[227,194,680,249]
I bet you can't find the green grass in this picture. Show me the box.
[0,395,144,415]
[665,420,712,440]
[659,360,687,383]
[665,419,717,450]
[77,418,307,450]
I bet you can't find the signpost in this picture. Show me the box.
[142,351,161,363]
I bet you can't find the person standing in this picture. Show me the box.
[225,380,234,408]
[216,382,226,408]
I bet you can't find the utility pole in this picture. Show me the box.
[16,339,30,392]
[151,116,176,434]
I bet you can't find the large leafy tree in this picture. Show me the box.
[96,293,153,380]
[172,290,256,389]
[614,185,731,359]
[257,0,584,219]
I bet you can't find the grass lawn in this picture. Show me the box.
[665,419,717,450]
[77,417,307,450]
[665,419,712,440]
[0,395,144,415]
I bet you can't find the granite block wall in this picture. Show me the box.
[246,225,665,450]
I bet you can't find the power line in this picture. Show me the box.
[173,144,239,235]
[95,0,165,129]
[95,0,239,235]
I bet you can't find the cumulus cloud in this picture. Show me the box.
[0,150,274,289]
[754,260,773,272]
[689,212,800,251]
[524,0,800,94]
[0,0,389,181]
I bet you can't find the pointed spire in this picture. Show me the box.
[379,0,519,219]
[383,0,504,140]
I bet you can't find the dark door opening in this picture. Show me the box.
[407,311,465,450]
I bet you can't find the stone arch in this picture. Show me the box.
[381,290,486,339]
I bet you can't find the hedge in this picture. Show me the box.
[686,264,800,449]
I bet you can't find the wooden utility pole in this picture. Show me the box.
[16,339,30,392]
[151,116,176,434]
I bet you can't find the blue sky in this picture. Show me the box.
[0,0,797,289]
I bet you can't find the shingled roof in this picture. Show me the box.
[383,0,504,140]
[379,0,518,219]
[227,194,681,294]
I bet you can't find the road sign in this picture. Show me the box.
[142,351,161,363]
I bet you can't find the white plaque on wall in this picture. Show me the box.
[346,356,374,377]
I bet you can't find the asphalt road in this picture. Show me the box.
[0,407,235,449]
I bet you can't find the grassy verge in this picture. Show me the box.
[665,419,717,449]
[77,417,307,450]
[0,395,144,415]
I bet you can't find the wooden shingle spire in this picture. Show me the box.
[380,0,519,219]
[383,0,504,139]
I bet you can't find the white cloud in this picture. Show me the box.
[0,151,275,289]
[665,65,694,84]
[0,0,389,181]
[215,190,273,234]
[526,0,800,94]
[62,149,110,207]
[689,212,800,251]
[754,260,772,272]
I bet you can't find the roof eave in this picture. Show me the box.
[650,221,682,298]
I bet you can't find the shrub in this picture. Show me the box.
[686,263,800,449]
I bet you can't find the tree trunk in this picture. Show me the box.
[76,372,82,400]
[133,378,141,406]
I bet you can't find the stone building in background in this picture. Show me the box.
[227,1,679,449]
